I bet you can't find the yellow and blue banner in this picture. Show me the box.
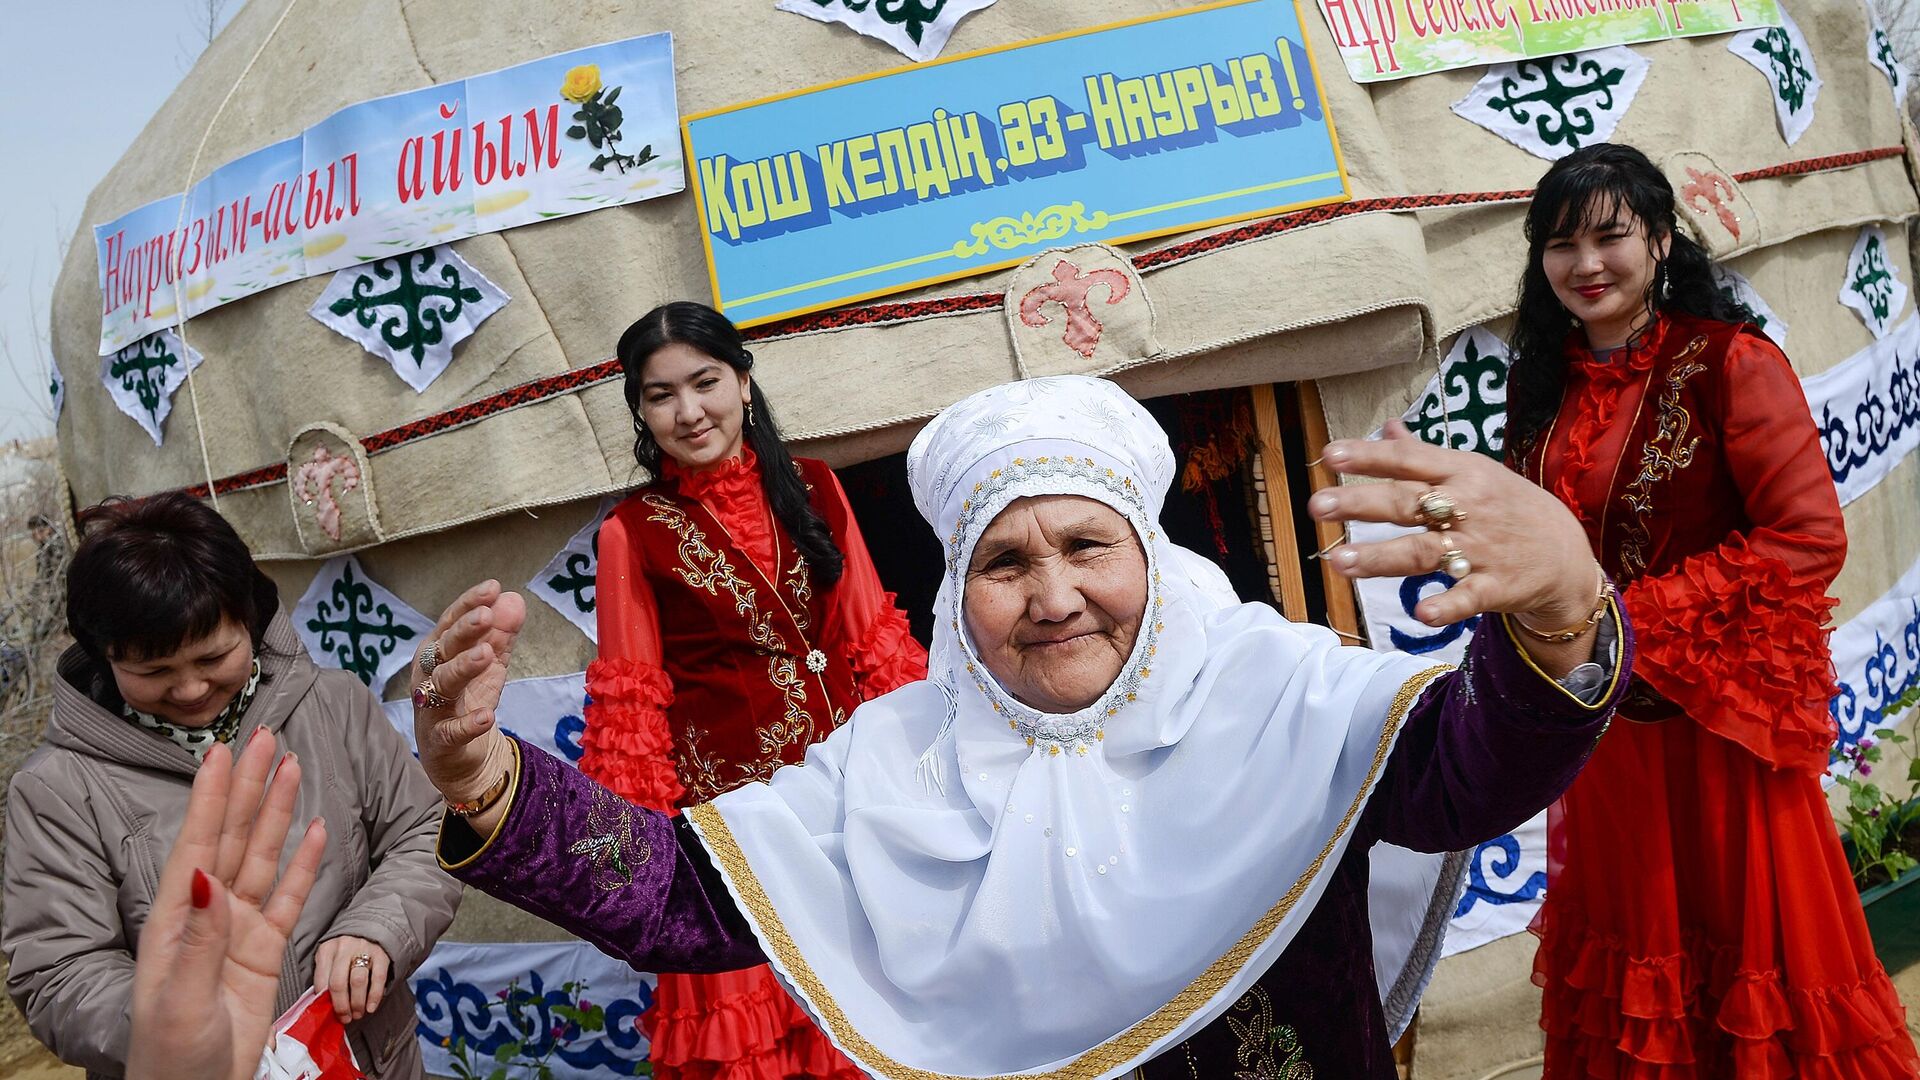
[682,0,1347,328]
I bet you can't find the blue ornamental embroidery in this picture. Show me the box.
[1454,832,1549,918]
[1817,350,1920,489]
[412,968,652,1074]
[1831,600,1920,757]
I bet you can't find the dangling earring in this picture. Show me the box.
[1659,263,1671,302]
[746,400,756,427]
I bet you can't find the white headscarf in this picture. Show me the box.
[688,376,1448,1079]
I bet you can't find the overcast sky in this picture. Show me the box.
[0,0,236,444]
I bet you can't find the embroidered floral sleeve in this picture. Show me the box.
[816,469,929,699]
[583,509,687,812]
[1620,334,1845,772]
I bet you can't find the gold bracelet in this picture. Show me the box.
[446,741,515,818]
[1512,568,1614,643]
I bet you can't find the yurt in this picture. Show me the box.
[44,1,1920,1076]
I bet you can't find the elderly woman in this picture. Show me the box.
[414,376,1630,1078]
[2,493,461,1079]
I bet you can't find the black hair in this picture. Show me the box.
[1508,143,1753,449]
[616,302,845,587]
[67,492,280,665]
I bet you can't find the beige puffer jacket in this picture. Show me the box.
[2,609,461,1079]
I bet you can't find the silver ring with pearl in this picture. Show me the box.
[1439,546,1471,579]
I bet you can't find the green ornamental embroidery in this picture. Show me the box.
[1485,54,1628,150]
[808,0,950,45]
[326,248,484,368]
[108,334,181,427]
[1873,26,1902,89]
[1224,986,1314,1080]
[1750,27,1814,112]
[304,561,419,686]
[546,549,597,615]
[1405,335,1508,459]
[1851,233,1899,324]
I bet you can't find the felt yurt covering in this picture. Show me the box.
[47,1,1920,1076]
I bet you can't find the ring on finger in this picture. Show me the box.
[412,675,451,710]
[350,953,373,970]
[1415,488,1466,531]
[418,639,443,676]
[1438,545,1471,579]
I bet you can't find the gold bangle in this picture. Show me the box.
[1512,568,1614,643]
[446,741,515,818]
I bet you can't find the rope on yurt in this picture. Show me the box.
[166,0,305,508]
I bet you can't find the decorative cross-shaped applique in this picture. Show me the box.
[775,0,997,62]
[1731,10,1821,145]
[1681,168,1740,243]
[292,446,362,542]
[1711,265,1788,349]
[1840,226,1908,340]
[1404,326,1510,460]
[309,244,509,393]
[1019,259,1131,359]
[294,556,433,689]
[528,499,615,642]
[1451,47,1648,162]
[1870,12,1909,107]
[49,362,64,424]
[97,330,203,446]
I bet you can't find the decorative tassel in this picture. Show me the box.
[915,685,961,796]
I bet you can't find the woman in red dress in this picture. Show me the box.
[582,302,927,1080]
[1510,143,1919,1079]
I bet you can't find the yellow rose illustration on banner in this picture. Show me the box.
[560,64,602,104]
[560,62,655,174]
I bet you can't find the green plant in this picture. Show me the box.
[441,978,648,1080]
[1835,727,1920,890]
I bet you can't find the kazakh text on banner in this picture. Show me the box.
[1314,0,1778,82]
[682,0,1347,328]
[93,33,681,355]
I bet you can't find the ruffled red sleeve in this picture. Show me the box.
[813,468,928,700]
[1619,333,1846,773]
[581,507,686,812]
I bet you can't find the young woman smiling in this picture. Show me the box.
[577,301,926,1080]
[1509,143,1919,1079]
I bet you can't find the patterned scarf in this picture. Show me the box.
[122,659,262,760]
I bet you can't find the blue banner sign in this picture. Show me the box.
[681,0,1347,328]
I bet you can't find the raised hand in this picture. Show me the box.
[410,580,526,821]
[127,732,327,1080]
[1309,421,1604,664]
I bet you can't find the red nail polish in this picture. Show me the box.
[191,869,211,909]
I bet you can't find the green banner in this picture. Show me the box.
[1314,0,1779,82]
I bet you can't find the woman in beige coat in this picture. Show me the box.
[2,493,461,1079]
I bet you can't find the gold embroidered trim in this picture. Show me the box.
[641,493,822,800]
[1617,338,1709,577]
[687,664,1451,1080]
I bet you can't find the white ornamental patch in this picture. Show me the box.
[1867,1,1910,109]
[49,361,64,424]
[1711,265,1788,348]
[1730,7,1822,145]
[1450,47,1650,161]
[527,499,616,643]
[293,555,435,690]
[774,0,999,63]
[309,244,509,393]
[98,330,203,446]
[1839,225,1909,340]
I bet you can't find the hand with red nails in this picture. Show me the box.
[126,731,327,1080]
[410,580,528,836]
[1308,419,1606,676]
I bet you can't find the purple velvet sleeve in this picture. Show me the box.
[438,737,766,974]
[1364,600,1634,853]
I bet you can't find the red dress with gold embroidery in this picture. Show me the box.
[1518,312,1919,1079]
[583,449,927,1080]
